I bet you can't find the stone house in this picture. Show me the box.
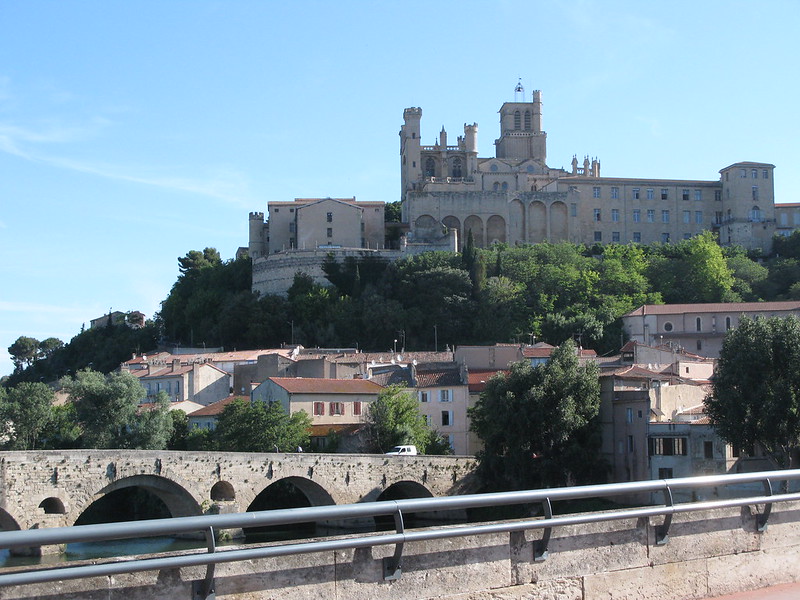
[127,360,230,406]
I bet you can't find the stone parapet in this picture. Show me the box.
[2,500,800,599]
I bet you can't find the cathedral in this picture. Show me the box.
[400,83,775,252]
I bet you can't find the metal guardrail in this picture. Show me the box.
[0,469,799,599]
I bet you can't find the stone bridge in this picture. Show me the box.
[0,450,477,539]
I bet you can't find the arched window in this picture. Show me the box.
[452,158,462,178]
[524,110,531,130]
[424,157,435,177]
[501,182,509,191]
[750,205,762,221]
[696,317,702,332]
[725,316,732,330]
[514,111,521,130]
[493,182,500,191]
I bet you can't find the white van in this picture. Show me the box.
[384,445,418,456]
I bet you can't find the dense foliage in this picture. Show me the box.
[9,234,800,388]
[469,340,604,491]
[363,385,452,454]
[706,316,800,467]
[60,369,173,449]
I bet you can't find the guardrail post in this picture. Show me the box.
[383,507,405,580]
[192,526,216,599]
[655,484,673,545]
[534,497,553,562]
[757,478,773,532]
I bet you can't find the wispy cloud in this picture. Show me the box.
[0,119,254,207]
[0,301,90,318]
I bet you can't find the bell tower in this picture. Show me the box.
[494,83,547,163]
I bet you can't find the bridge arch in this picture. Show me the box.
[247,476,335,512]
[38,497,66,515]
[210,481,235,502]
[0,508,21,532]
[72,474,201,527]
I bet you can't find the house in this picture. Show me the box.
[622,301,800,358]
[187,395,243,431]
[251,377,384,450]
[127,360,230,406]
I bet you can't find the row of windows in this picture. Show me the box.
[596,208,692,224]
[424,411,455,427]
[513,110,533,131]
[648,437,715,460]
[312,401,362,417]
[419,389,451,402]
[597,187,718,201]
[733,168,769,180]
[594,231,701,243]
[425,157,463,178]
[663,316,733,333]
[146,381,180,396]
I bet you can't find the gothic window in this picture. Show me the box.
[524,110,531,130]
[750,205,762,221]
[501,182,509,191]
[425,157,435,177]
[493,182,500,191]
[452,158,462,178]
[514,110,521,130]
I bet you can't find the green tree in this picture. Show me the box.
[39,403,81,449]
[0,382,55,449]
[214,399,311,452]
[61,369,170,449]
[178,247,222,273]
[706,316,800,467]
[8,336,40,372]
[167,409,189,450]
[363,385,432,453]
[469,340,603,491]
[38,337,64,360]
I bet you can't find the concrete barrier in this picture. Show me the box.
[1,500,799,600]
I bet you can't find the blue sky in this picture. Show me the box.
[2,0,799,377]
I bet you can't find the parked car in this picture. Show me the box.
[384,445,418,456]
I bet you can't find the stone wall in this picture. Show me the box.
[251,248,404,297]
[0,451,477,534]
[2,500,800,599]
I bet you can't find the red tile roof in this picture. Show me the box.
[268,377,383,394]
[468,369,509,393]
[188,395,245,417]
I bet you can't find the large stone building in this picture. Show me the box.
[621,301,800,358]
[401,84,776,252]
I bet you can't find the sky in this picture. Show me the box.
[1,0,799,377]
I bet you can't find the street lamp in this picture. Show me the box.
[393,339,397,353]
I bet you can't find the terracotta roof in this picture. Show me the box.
[624,301,800,317]
[122,348,293,368]
[268,377,383,395]
[415,368,463,388]
[523,345,555,358]
[370,366,413,387]
[188,395,245,417]
[309,423,364,437]
[132,362,228,379]
[468,369,509,393]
